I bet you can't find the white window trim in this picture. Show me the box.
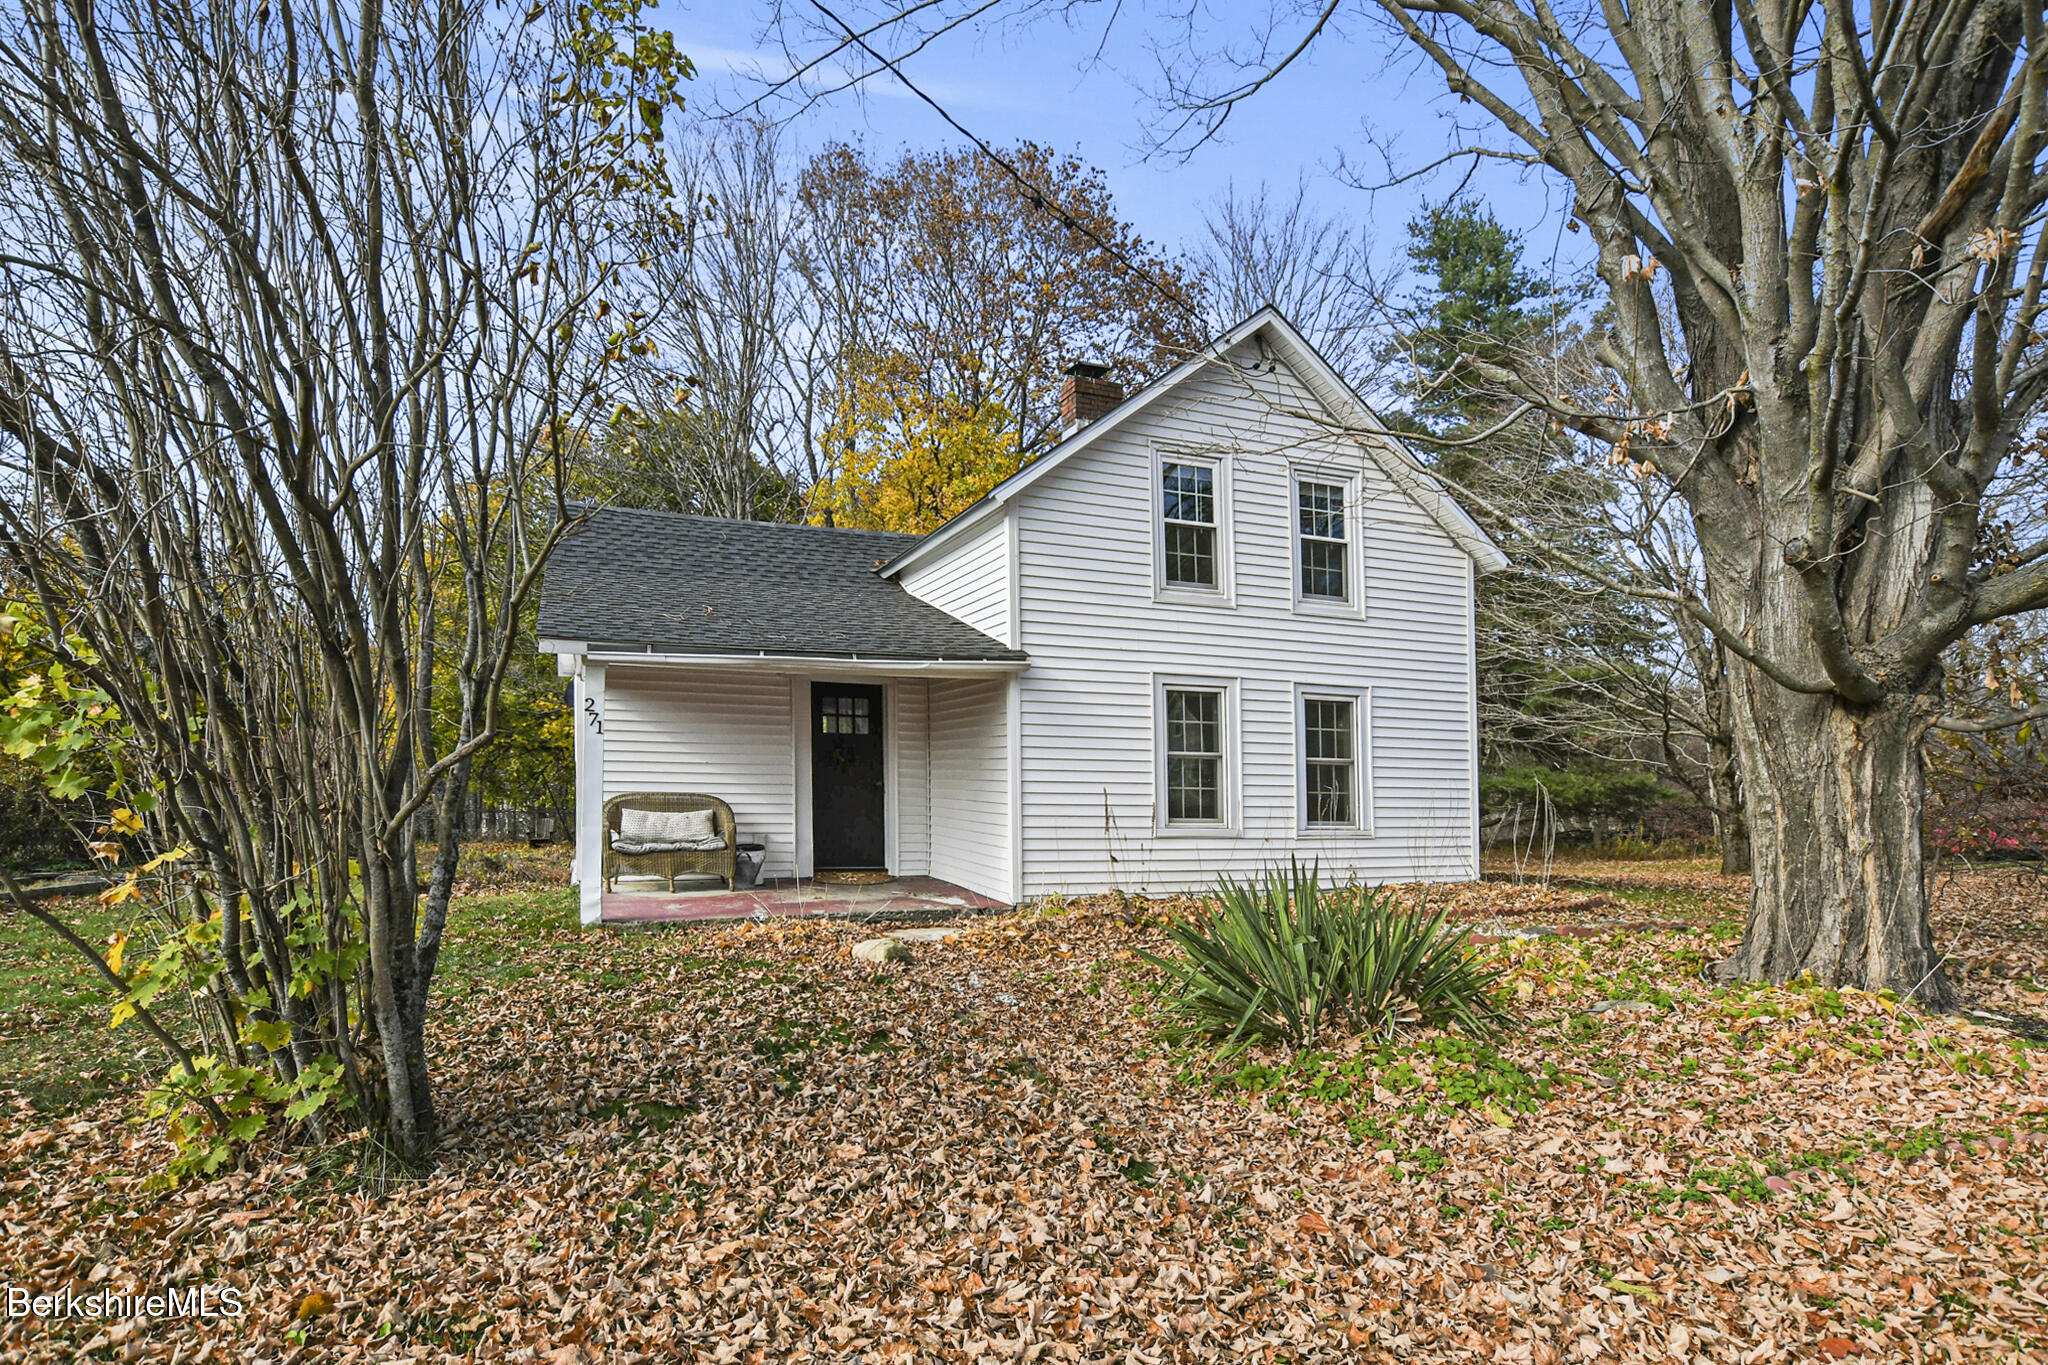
[1153,674,1241,834]
[1150,444,1236,607]
[1288,461,1365,619]
[1295,685,1373,836]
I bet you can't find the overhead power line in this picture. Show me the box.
[807,0,1211,329]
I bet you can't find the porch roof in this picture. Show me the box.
[537,506,1026,663]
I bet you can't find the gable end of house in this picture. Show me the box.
[881,307,1509,586]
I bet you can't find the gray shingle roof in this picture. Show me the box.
[537,507,1025,662]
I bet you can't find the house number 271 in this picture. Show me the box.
[583,696,602,733]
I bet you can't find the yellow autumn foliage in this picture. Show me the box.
[810,354,1025,534]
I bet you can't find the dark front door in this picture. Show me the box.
[812,683,886,870]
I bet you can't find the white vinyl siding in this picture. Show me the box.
[1009,343,1478,895]
[897,514,1013,645]
[891,679,932,876]
[602,666,800,879]
[582,327,1479,905]
[927,676,1013,901]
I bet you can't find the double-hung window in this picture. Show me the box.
[1297,478,1349,602]
[1301,694,1361,828]
[1163,686,1225,824]
[1161,460,1219,589]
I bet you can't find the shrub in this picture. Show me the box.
[1482,763,1668,820]
[0,758,92,873]
[1594,829,1697,861]
[1142,862,1509,1051]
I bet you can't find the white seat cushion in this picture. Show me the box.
[609,836,726,854]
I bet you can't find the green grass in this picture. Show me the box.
[1192,1032,1561,1140]
[745,1015,900,1094]
[2,888,583,1117]
[592,1097,698,1131]
[1,894,164,1114]
[432,889,580,993]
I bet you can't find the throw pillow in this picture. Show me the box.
[619,805,717,843]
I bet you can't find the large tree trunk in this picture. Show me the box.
[1716,675,1954,1007]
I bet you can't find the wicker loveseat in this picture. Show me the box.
[603,792,738,892]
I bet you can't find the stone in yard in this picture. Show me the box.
[852,937,910,964]
[1589,999,1657,1014]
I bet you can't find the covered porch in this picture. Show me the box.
[562,652,1023,924]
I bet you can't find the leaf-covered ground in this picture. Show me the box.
[5,862,2048,1363]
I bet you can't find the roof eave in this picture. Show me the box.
[564,645,1028,675]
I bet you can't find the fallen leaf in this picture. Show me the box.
[8,862,2047,1364]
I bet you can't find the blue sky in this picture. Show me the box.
[665,2,1595,298]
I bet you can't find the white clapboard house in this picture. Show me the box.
[539,308,1507,923]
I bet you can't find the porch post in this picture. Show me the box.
[576,659,607,925]
[1007,670,1024,905]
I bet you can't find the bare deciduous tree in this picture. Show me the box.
[1194,179,1387,382]
[629,122,805,520]
[791,140,1207,461]
[0,0,684,1161]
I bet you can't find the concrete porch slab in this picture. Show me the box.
[600,875,1007,925]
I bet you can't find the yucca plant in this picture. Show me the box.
[1141,862,1509,1051]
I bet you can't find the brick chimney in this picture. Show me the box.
[1060,359,1122,436]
